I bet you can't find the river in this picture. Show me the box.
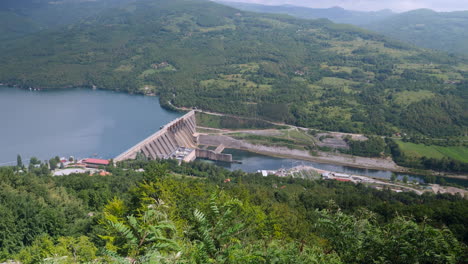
[1,87,466,187]
[204,149,468,187]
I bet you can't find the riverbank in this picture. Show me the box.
[266,165,466,197]
[199,133,468,180]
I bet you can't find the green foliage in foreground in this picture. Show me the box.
[0,159,467,263]
[0,0,466,137]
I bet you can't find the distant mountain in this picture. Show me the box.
[0,0,466,137]
[218,1,394,25]
[218,2,468,55]
[364,9,468,55]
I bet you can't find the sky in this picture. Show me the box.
[226,0,468,12]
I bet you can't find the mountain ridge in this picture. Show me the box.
[0,0,466,138]
[218,1,468,55]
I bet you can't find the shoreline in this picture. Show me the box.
[234,147,468,180]
[2,85,466,180]
[199,133,468,180]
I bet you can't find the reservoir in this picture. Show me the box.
[0,87,182,165]
[1,87,466,186]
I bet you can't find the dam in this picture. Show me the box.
[114,111,232,163]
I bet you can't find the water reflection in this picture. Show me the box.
[204,149,468,187]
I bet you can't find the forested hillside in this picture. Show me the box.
[0,0,133,41]
[0,0,467,137]
[0,159,466,263]
[365,9,468,55]
[219,2,468,55]
[218,1,394,25]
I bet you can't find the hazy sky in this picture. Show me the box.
[227,0,468,12]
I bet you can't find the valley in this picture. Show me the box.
[0,1,467,263]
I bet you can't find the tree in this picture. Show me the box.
[316,208,464,263]
[49,158,58,170]
[14,235,97,264]
[29,157,40,165]
[188,193,245,261]
[390,172,397,182]
[99,198,180,261]
[402,175,409,184]
[17,155,23,168]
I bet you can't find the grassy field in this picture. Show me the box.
[396,140,468,162]
[393,90,435,106]
[195,112,285,130]
[230,129,315,150]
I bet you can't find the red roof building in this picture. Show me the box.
[335,178,351,182]
[83,158,110,168]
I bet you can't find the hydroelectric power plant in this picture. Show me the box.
[114,111,233,163]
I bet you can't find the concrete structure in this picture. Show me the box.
[196,149,232,162]
[114,111,232,163]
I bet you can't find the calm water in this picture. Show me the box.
[1,87,466,187]
[0,87,182,164]
[208,149,468,187]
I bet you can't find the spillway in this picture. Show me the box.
[114,110,232,163]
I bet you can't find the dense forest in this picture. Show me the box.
[0,158,467,263]
[221,2,468,55]
[365,9,468,55]
[0,0,466,138]
[219,1,395,25]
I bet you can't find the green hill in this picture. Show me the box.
[218,1,394,25]
[0,0,133,41]
[218,3,468,55]
[0,11,40,41]
[364,9,468,55]
[0,0,467,137]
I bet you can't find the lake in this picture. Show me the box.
[1,86,466,187]
[0,87,182,165]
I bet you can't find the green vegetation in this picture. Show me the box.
[221,2,468,55]
[0,0,135,42]
[387,138,468,173]
[365,9,468,55]
[220,2,395,25]
[0,0,466,138]
[396,140,468,163]
[343,136,385,157]
[0,158,467,263]
[195,112,284,130]
[230,129,315,150]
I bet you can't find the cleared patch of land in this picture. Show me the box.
[396,140,468,163]
[393,90,435,106]
[229,129,315,150]
[195,112,285,130]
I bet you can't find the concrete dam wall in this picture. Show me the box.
[114,110,232,163]
[114,111,198,162]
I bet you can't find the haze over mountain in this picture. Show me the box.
[365,9,468,55]
[217,1,395,25]
[221,0,468,12]
[220,1,468,55]
[1,0,466,138]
